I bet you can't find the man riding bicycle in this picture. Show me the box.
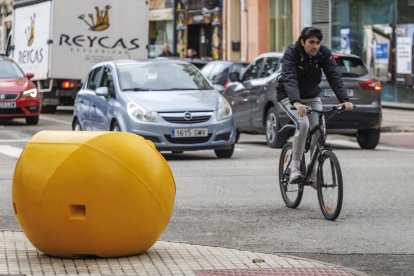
[276,26,354,185]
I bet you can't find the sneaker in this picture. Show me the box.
[289,169,303,184]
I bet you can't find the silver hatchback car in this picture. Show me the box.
[72,59,236,158]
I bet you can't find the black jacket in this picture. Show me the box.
[277,41,349,104]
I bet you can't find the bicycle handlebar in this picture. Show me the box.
[290,104,356,115]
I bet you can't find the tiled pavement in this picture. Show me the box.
[0,231,363,276]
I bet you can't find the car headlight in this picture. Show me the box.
[127,102,157,123]
[23,88,38,98]
[216,95,232,121]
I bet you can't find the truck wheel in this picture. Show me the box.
[41,105,57,114]
[357,129,380,149]
[26,116,39,125]
[266,107,288,148]
[214,144,234,158]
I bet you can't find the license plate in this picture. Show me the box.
[0,102,16,108]
[321,88,354,97]
[171,128,208,138]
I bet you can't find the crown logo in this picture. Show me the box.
[78,5,111,31]
[25,13,36,46]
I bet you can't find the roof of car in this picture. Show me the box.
[94,58,192,68]
[255,52,284,59]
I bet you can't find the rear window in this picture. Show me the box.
[334,56,369,77]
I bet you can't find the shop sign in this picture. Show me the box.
[376,43,388,59]
[396,37,412,74]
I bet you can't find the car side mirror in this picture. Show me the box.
[26,73,34,79]
[229,72,240,82]
[95,87,109,97]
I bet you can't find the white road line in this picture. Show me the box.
[40,115,72,125]
[0,145,23,158]
[0,139,29,143]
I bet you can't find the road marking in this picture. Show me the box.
[0,139,29,143]
[40,115,72,125]
[0,145,23,158]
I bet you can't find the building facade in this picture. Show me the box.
[327,0,414,106]
[0,0,14,54]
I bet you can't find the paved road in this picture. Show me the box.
[1,106,414,276]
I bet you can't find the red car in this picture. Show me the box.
[0,56,40,125]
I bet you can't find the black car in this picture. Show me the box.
[201,60,249,88]
[223,52,382,149]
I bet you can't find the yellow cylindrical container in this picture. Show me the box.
[12,131,176,258]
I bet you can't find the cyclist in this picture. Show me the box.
[276,26,354,185]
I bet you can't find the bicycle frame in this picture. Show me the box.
[289,106,345,186]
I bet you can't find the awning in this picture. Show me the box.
[150,8,173,21]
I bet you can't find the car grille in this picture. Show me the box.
[0,108,23,114]
[160,111,212,124]
[164,134,212,144]
[0,93,19,100]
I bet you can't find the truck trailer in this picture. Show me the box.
[9,0,149,112]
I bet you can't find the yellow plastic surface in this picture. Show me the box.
[12,131,176,257]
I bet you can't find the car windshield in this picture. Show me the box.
[334,56,369,77]
[0,60,25,79]
[118,63,213,91]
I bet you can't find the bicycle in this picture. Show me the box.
[278,105,349,221]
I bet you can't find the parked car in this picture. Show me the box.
[223,52,382,149]
[183,58,209,69]
[0,56,40,125]
[319,53,382,149]
[72,58,236,158]
[201,60,249,88]
[222,52,288,147]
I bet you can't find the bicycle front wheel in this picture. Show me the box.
[317,150,343,221]
[279,142,303,208]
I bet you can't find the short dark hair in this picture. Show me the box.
[299,27,323,42]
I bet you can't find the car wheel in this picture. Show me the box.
[72,118,82,131]
[357,129,380,149]
[111,121,121,132]
[235,129,240,143]
[26,116,39,125]
[266,106,288,148]
[214,144,234,158]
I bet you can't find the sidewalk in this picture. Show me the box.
[0,231,364,276]
[380,107,414,149]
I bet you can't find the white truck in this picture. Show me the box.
[9,0,149,113]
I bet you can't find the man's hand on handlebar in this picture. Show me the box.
[341,101,354,112]
[293,101,308,117]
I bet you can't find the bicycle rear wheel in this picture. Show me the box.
[279,142,303,208]
[317,150,343,220]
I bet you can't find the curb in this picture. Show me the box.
[0,231,365,276]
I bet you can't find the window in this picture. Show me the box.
[334,56,368,77]
[260,57,281,78]
[0,60,25,79]
[270,0,292,52]
[243,58,265,81]
[86,67,102,90]
[101,67,114,89]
